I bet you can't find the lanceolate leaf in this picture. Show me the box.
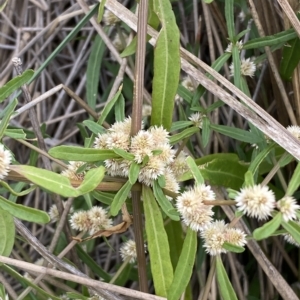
[0,70,34,102]
[143,185,173,297]
[286,161,300,196]
[253,212,282,241]
[0,99,18,139]
[0,207,15,256]
[86,34,106,110]
[186,156,204,185]
[49,146,120,162]
[151,0,180,130]
[76,166,105,194]
[225,0,235,40]
[153,181,180,221]
[216,256,238,300]
[282,221,300,245]
[110,181,132,216]
[0,196,50,224]
[168,228,197,300]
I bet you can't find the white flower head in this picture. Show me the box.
[169,151,189,178]
[181,76,196,92]
[176,184,216,231]
[120,239,138,263]
[48,202,73,222]
[225,41,243,53]
[106,131,130,150]
[201,220,228,256]
[142,104,152,117]
[0,144,12,179]
[277,196,300,222]
[230,58,256,77]
[94,133,110,150]
[109,117,133,135]
[88,206,113,234]
[189,112,204,128]
[287,125,300,140]
[130,130,153,163]
[69,210,92,232]
[235,184,275,220]
[224,227,247,247]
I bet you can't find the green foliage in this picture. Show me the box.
[152,180,180,221]
[286,161,300,196]
[151,0,180,130]
[0,70,34,102]
[216,256,238,300]
[280,38,300,81]
[49,146,120,162]
[167,228,197,300]
[143,185,173,297]
[0,207,15,256]
[253,213,282,241]
[86,35,106,110]
[110,181,132,216]
[186,156,204,185]
[0,196,50,223]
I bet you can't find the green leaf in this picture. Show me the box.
[243,28,296,50]
[201,116,210,147]
[206,100,225,113]
[216,256,238,300]
[169,127,199,145]
[0,208,15,256]
[0,195,50,223]
[143,185,173,297]
[222,242,245,253]
[66,292,88,300]
[225,0,235,40]
[13,165,79,197]
[113,148,134,161]
[282,220,300,245]
[128,162,140,185]
[167,228,197,300]
[232,45,241,89]
[98,89,122,125]
[151,0,180,130]
[181,158,246,190]
[280,38,300,81]
[49,146,120,162]
[244,170,254,187]
[153,181,180,221]
[86,35,106,110]
[170,121,193,132]
[110,181,132,216]
[157,175,166,188]
[97,0,106,23]
[0,70,34,102]
[253,213,282,240]
[248,143,276,176]
[186,156,204,185]
[0,99,18,139]
[91,190,114,205]
[0,180,36,196]
[4,128,26,139]
[83,120,106,134]
[76,166,105,194]
[286,161,300,196]
[114,93,125,121]
[210,124,263,144]
[176,85,193,104]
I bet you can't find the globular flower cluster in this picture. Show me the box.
[176,184,247,256]
[287,125,300,140]
[230,57,256,77]
[120,239,138,263]
[176,184,216,231]
[200,220,247,256]
[225,40,243,53]
[48,201,74,222]
[103,9,120,26]
[189,112,205,129]
[94,117,187,191]
[69,206,112,235]
[235,184,300,223]
[0,143,12,180]
[235,184,275,220]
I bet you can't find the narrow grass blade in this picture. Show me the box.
[0,208,15,256]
